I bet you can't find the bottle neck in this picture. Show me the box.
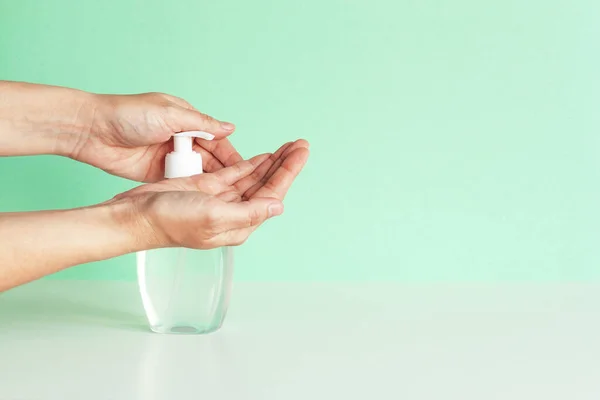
[173,136,194,153]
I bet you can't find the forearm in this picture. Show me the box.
[0,200,150,291]
[0,80,95,157]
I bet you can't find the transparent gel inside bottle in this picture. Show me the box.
[137,246,233,334]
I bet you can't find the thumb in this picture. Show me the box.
[218,198,284,231]
[170,106,236,138]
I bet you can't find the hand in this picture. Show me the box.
[115,141,309,248]
[0,82,246,180]
[71,92,244,182]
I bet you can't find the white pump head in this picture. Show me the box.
[164,131,214,178]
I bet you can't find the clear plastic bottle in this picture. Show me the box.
[137,131,233,334]
[137,246,233,334]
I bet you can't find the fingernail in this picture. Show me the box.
[268,203,284,217]
[221,122,235,131]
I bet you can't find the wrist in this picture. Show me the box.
[102,196,165,252]
[47,88,101,159]
[0,81,99,157]
[55,91,100,158]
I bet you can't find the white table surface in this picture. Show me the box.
[1,280,599,400]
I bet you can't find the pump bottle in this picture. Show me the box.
[137,131,234,334]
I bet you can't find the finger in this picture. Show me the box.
[169,106,236,138]
[213,153,271,185]
[288,138,310,150]
[274,141,296,158]
[234,141,293,194]
[215,197,284,232]
[143,143,171,182]
[243,140,309,198]
[258,140,309,182]
[195,137,243,168]
[247,147,309,201]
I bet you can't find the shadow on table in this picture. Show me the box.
[0,286,149,332]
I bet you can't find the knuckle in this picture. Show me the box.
[147,92,168,103]
[263,180,278,194]
[204,158,222,173]
[198,112,212,122]
[231,162,244,176]
[248,208,263,227]
[250,169,263,182]
[163,102,178,116]
[198,112,219,126]
[178,98,194,109]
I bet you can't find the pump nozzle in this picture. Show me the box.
[165,131,214,179]
[173,131,214,152]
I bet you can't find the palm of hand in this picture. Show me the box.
[120,139,308,203]
[114,141,309,248]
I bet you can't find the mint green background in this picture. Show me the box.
[0,0,598,281]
